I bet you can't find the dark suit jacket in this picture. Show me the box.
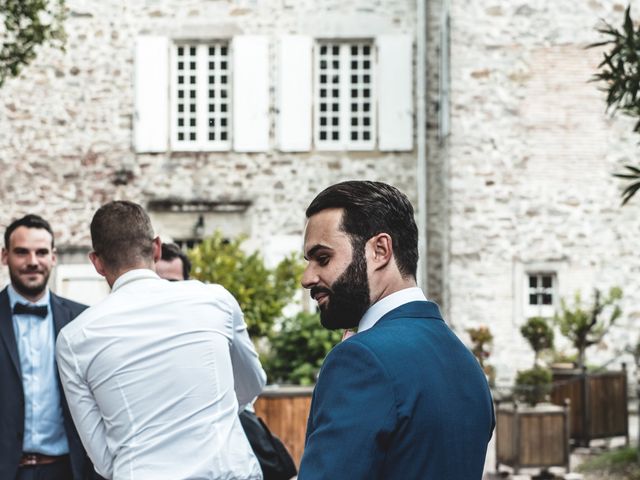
[298,301,495,480]
[0,286,96,480]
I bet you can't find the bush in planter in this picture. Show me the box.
[515,366,553,406]
[263,311,342,386]
[514,316,555,405]
[555,287,623,370]
[467,325,496,386]
[520,316,554,365]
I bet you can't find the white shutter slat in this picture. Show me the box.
[233,36,270,152]
[277,35,312,152]
[377,35,413,151]
[134,36,169,153]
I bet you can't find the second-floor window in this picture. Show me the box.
[172,42,231,151]
[315,41,376,150]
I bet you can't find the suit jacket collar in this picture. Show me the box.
[375,300,444,327]
[50,292,72,337]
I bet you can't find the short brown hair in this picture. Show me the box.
[90,201,155,271]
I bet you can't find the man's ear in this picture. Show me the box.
[367,233,393,272]
[88,251,107,278]
[152,237,162,263]
[1,248,7,266]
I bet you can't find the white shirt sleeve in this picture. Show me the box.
[55,333,114,479]
[223,291,267,408]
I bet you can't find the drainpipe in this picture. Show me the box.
[416,0,428,293]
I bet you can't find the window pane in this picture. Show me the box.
[175,44,198,144]
[206,41,230,146]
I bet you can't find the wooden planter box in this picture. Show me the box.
[254,385,313,467]
[550,366,628,446]
[495,401,570,475]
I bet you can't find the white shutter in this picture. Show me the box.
[377,35,413,151]
[233,36,270,152]
[277,35,312,152]
[134,36,169,153]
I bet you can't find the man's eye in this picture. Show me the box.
[317,256,329,266]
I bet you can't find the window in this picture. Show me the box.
[315,41,375,150]
[525,272,557,318]
[171,42,231,151]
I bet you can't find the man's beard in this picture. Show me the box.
[313,247,370,330]
[10,268,50,299]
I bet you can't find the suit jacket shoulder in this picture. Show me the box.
[299,300,494,480]
[51,292,88,320]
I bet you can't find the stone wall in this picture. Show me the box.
[3,0,636,383]
[446,0,640,383]
[0,0,425,288]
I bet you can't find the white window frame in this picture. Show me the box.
[525,271,557,318]
[314,40,376,151]
[170,41,232,151]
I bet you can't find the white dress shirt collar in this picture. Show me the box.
[358,287,427,333]
[112,268,160,292]
[8,283,50,307]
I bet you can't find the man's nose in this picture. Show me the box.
[27,252,38,265]
[301,264,317,289]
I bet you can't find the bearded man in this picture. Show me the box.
[298,181,495,480]
[0,214,98,480]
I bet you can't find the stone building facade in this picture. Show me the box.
[1,0,639,383]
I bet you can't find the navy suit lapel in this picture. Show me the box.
[0,287,21,376]
[50,293,71,336]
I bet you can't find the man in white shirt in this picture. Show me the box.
[56,200,265,480]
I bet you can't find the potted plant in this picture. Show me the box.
[514,317,554,405]
[551,287,628,446]
[495,317,570,476]
[467,325,496,387]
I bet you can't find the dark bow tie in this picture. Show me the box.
[13,302,48,318]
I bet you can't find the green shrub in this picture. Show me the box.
[188,231,304,339]
[263,311,342,386]
[577,446,640,479]
[520,317,554,366]
[1,0,67,87]
[555,287,623,369]
[514,366,552,406]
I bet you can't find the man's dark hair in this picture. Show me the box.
[90,201,155,272]
[306,181,419,279]
[4,214,55,248]
[161,242,191,280]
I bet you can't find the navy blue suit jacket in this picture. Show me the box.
[299,301,495,480]
[0,287,98,480]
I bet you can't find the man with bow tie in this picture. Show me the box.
[0,214,97,480]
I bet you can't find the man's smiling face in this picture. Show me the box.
[2,226,56,302]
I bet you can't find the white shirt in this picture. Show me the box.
[358,287,428,333]
[56,269,265,480]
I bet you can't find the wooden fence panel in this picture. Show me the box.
[551,368,628,445]
[254,386,313,467]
